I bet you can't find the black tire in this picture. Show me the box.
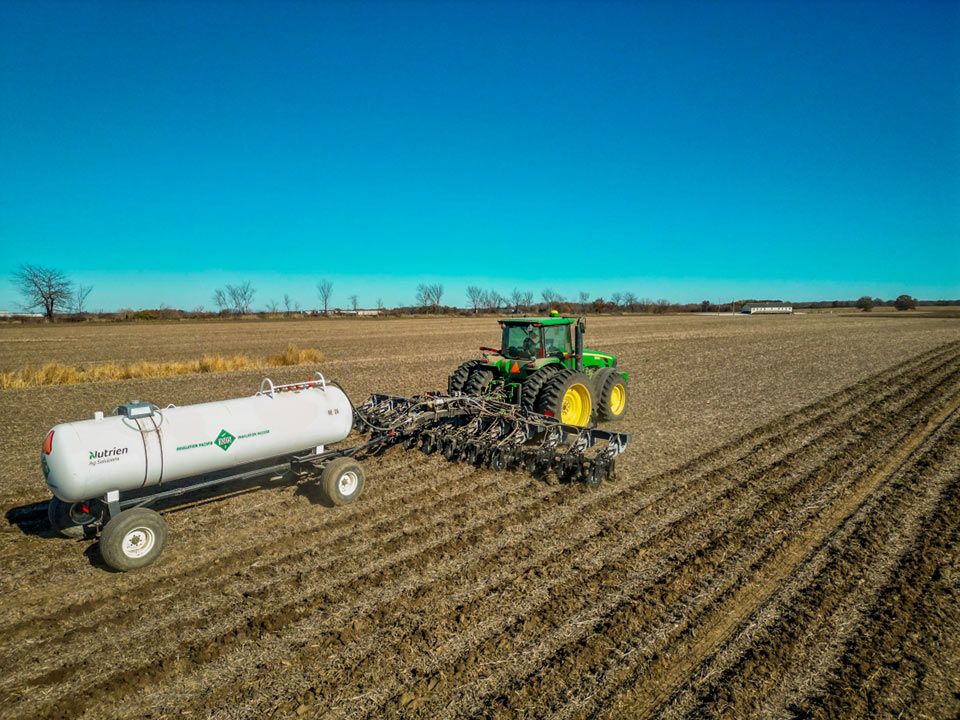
[535,369,594,427]
[596,370,629,421]
[463,368,494,396]
[320,457,366,506]
[519,363,563,410]
[447,360,482,394]
[48,497,95,539]
[99,508,167,571]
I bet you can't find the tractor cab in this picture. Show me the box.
[500,317,575,361]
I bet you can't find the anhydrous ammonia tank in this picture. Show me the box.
[42,383,353,503]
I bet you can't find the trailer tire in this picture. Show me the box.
[47,497,95,539]
[448,360,482,394]
[99,508,167,571]
[321,457,366,506]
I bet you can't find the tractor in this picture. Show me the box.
[447,314,628,427]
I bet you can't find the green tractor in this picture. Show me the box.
[447,314,628,427]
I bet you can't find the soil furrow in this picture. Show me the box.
[593,377,960,719]
[652,408,960,720]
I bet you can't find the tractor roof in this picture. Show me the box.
[498,316,576,326]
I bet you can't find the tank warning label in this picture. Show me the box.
[176,428,269,453]
[215,429,236,451]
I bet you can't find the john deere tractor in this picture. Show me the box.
[447,314,628,427]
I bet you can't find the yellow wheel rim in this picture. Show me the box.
[560,383,592,426]
[609,383,626,416]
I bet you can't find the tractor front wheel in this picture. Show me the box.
[536,370,594,427]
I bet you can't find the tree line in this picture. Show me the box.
[6,264,938,321]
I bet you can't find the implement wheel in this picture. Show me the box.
[536,370,594,427]
[99,508,167,571]
[48,497,96,539]
[320,457,366,506]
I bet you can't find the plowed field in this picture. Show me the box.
[1,314,958,719]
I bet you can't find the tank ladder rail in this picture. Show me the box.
[354,392,631,487]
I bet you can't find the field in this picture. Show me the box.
[1,313,959,719]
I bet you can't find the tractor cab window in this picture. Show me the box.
[502,325,541,358]
[542,325,572,356]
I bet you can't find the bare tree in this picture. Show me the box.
[541,288,564,306]
[578,291,590,313]
[226,281,256,314]
[317,279,334,315]
[11,264,74,320]
[267,299,280,314]
[611,292,623,308]
[376,298,384,312]
[73,283,93,314]
[466,285,484,313]
[520,291,533,309]
[416,283,444,312]
[212,288,228,314]
[510,288,524,313]
[349,294,359,311]
[482,290,505,312]
[623,292,638,312]
[283,294,293,315]
[653,298,671,314]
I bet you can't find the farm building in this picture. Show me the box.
[741,302,793,314]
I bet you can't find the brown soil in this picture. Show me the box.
[0,314,958,719]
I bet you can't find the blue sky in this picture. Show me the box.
[1,0,957,311]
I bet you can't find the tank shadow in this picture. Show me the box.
[3,467,329,540]
[293,473,336,508]
[4,501,60,538]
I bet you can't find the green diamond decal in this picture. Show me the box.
[215,429,236,452]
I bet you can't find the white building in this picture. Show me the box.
[741,302,793,315]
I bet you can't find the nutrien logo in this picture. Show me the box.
[89,447,129,460]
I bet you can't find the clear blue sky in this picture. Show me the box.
[1,0,957,311]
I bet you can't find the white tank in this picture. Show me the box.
[42,381,353,503]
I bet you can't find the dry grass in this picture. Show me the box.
[0,343,324,388]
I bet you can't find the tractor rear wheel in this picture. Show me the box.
[520,363,563,410]
[464,368,494,396]
[596,370,628,421]
[448,360,482,394]
[536,369,594,427]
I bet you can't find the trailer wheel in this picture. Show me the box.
[99,508,167,571]
[47,497,95,538]
[320,458,366,506]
